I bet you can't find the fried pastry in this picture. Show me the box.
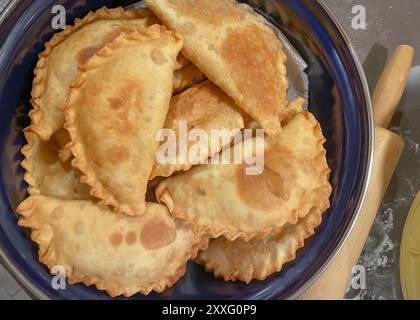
[30,6,159,141]
[285,96,307,119]
[156,111,330,241]
[173,63,206,94]
[64,26,183,217]
[245,96,307,129]
[151,80,244,179]
[197,186,331,283]
[48,128,73,162]
[145,0,289,138]
[17,196,208,297]
[174,53,191,70]
[21,130,90,200]
[174,53,206,92]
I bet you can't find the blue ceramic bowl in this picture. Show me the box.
[0,0,373,299]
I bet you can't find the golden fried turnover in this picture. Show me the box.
[145,0,289,138]
[17,196,208,297]
[30,7,159,141]
[156,112,330,241]
[286,96,307,119]
[173,63,206,94]
[64,26,183,217]
[151,80,244,179]
[197,187,331,283]
[245,97,307,129]
[21,130,90,200]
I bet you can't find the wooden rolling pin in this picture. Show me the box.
[300,45,414,300]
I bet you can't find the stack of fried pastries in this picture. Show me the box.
[17,1,331,297]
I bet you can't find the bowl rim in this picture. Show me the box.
[0,0,374,300]
[0,1,50,301]
[289,0,374,299]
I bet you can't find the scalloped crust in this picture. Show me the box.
[21,128,41,195]
[17,196,209,297]
[156,111,331,241]
[196,184,331,283]
[21,128,91,200]
[64,26,183,217]
[30,6,159,141]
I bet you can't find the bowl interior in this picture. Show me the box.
[0,0,371,299]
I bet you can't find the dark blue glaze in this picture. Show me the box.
[0,0,372,299]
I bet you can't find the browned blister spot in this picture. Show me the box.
[104,82,141,137]
[110,232,123,248]
[108,97,124,110]
[235,165,286,211]
[139,218,176,250]
[125,231,137,246]
[196,186,207,196]
[151,48,168,65]
[105,145,130,165]
[189,176,215,199]
[263,168,290,201]
[221,25,286,116]
[51,207,64,219]
[108,82,140,109]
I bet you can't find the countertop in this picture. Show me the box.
[0,0,419,300]
[323,0,420,300]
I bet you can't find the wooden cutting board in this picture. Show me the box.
[300,45,414,300]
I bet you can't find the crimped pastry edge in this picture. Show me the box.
[156,111,331,242]
[21,128,41,196]
[63,25,183,217]
[145,0,289,139]
[196,184,332,283]
[16,196,209,297]
[30,6,155,141]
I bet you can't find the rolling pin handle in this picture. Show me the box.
[372,45,414,128]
